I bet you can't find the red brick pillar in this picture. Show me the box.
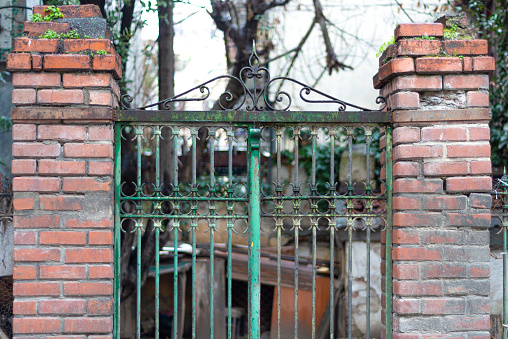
[8,5,121,337]
[375,23,493,338]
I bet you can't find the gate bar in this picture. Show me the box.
[114,125,122,339]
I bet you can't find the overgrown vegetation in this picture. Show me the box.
[39,29,80,39]
[376,36,395,58]
[30,5,64,22]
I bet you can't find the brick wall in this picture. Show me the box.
[375,23,493,338]
[8,5,119,338]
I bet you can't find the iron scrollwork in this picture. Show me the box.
[121,44,386,112]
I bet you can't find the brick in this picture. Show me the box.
[89,231,113,245]
[421,196,466,210]
[32,54,43,71]
[470,160,491,175]
[416,57,462,73]
[394,299,419,314]
[63,73,112,88]
[393,162,419,177]
[467,91,489,107]
[393,127,420,144]
[441,247,490,262]
[421,263,467,278]
[467,297,490,314]
[64,143,113,158]
[397,40,441,56]
[12,72,61,87]
[6,53,31,71]
[40,196,83,211]
[63,39,113,54]
[11,160,37,175]
[390,92,419,109]
[12,318,60,333]
[445,315,490,331]
[93,54,122,79]
[393,196,419,210]
[38,125,86,141]
[447,144,490,158]
[463,56,473,72]
[468,126,490,141]
[89,90,113,106]
[39,299,86,314]
[13,265,37,280]
[392,247,441,260]
[63,282,113,296]
[394,179,442,193]
[423,161,468,176]
[12,124,36,140]
[394,145,442,160]
[422,298,465,314]
[63,317,112,333]
[393,264,419,280]
[40,265,86,279]
[63,177,112,192]
[89,265,113,279]
[392,229,419,244]
[13,197,34,210]
[375,58,415,86]
[469,194,492,209]
[420,230,463,244]
[394,212,443,226]
[13,37,59,53]
[38,89,85,105]
[393,334,420,339]
[12,88,36,105]
[13,248,60,262]
[23,21,71,37]
[394,23,444,40]
[34,4,103,18]
[443,74,489,90]
[447,177,492,192]
[472,56,495,72]
[66,217,113,228]
[44,54,91,71]
[393,281,442,296]
[13,177,60,192]
[448,213,490,227]
[392,75,441,92]
[13,300,36,315]
[13,282,60,296]
[14,214,60,229]
[88,161,113,175]
[39,160,86,175]
[87,299,113,315]
[40,231,86,245]
[443,40,488,56]
[13,142,60,158]
[421,126,467,142]
[88,126,113,141]
[13,231,36,245]
[65,248,113,263]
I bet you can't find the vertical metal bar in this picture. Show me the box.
[503,226,507,339]
[385,125,393,339]
[136,128,143,339]
[329,129,335,339]
[172,126,180,339]
[154,127,161,339]
[311,128,317,339]
[248,127,261,338]
[276,128,282,339]
[293,127,300,338]
[227,129,234,339]
[191,128,198,339]
[365,129,372,339]
[114,124,122,339]
[347,128,353,339]
[209,130,216,339]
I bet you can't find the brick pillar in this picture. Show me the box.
[375,23,494,338]
[8,5,121,337]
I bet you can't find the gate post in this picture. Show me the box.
[375,22,493,338]
[8,6,121,337]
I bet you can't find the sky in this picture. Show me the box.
[134,0,447,110]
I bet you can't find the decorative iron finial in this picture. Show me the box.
[121,48,386,112]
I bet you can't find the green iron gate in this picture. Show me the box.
[114,50,392,339]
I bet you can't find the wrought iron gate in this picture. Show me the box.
[114,50,393,339]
